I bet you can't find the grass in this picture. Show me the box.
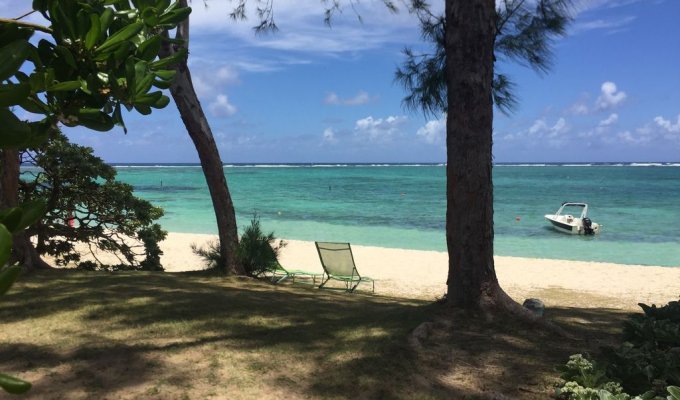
[0,270,632,399]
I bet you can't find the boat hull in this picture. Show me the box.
[544,215,601,235]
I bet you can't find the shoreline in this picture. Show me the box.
[158,232,680,311]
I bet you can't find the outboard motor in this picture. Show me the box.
[582,217,594,235]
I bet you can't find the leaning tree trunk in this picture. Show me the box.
[0,149,52,270]
[444,0,516,311]
[159,2,244,275]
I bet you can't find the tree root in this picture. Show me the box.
[409,284,576,351]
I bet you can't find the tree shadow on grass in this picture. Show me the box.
[0,270,634,399]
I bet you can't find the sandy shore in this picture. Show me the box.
[159,232,680,311]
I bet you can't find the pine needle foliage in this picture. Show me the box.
[395,0,573,117]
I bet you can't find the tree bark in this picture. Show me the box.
[159,1,244,275]
[444,0,508,310]
[0,149,52,270]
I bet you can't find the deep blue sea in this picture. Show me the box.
[114,163,680,267]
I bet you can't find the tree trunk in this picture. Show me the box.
[444,0,509,310]
[0,149,52,270]
[168,63,244,275]
[159,1,244,275]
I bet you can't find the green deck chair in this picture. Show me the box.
[314,242,374,293]
[268,263,324,285]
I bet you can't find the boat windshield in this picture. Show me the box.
[557,203,588,219]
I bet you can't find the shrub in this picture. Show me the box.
[555,299,680,400]
[236,216,286,276]
[191,216,285,276]
[604,301,680,395]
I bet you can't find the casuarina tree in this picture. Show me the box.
[396,0,572,314]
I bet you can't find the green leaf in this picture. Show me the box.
[158,7,191,26]
[0,208,23,233]
[155,0,171,13]
[85,14,102,50]
[154,69,175,80]
[95,21,144,54]
[0,40,32,81]
[141,7,159,26]
[133,91,162,106]
[149,47,187,69]
[47,80,82,92]
[54,45,77,69]
[0,83,31,108]
[99,8,114,36]
[19,96,50,114]
[0,225,13,268]
[0,372,31,395]
[152,94,169,108]
[77,109,115,131]
[135,74,154,95]
[113,103,127,133]
[151,78,172,89]
[0,108,32,148]
[14,200,47,233]
[133,103,152,115]
[668,386,680,400]
[136,35,161,62]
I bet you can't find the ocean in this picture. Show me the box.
[114,163,680,267]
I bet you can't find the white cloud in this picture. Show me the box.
[354,115,407,142]
[322,127,337,143]
[572,15,637,35]
[617,127,654,145]
[209,94,237,117]
[416,116,446,144]
[596,81,627,110]
[567,101,590,116]
[215,66,240,85]
[527,117,568,138]
[654,115,680,133]
[599,113,619,126]
[324,91,373,106]
[193,65,240,99]
[187,1,424,56]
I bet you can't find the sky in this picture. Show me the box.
[3,0,680,163]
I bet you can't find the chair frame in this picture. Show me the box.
[266,263,324,286]
[315,242,374,293]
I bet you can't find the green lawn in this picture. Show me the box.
[0,270,629,399]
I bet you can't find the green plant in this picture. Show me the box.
[191,216,285,276]
[0,201,46,395]
[556,354,630,400]
[191,240,223,272]
[20,134,167,271]
[556,299,680,400]
[236,216,286,277]
[603,301,680,395]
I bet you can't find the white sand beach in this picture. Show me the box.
[159,232,680,310]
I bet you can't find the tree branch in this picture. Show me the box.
[0,18,52,34]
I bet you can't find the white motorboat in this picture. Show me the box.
[544,202,601,235]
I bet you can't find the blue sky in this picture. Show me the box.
[4,0,680,162]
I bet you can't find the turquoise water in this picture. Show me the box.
[115,164,680,267]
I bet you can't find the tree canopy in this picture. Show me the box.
[20,134,167,271]
[395,0,572,116]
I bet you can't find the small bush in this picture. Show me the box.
[236,216,286,276]
[555,299,680,400]
[191,216,285,276]
[604,300,680,395]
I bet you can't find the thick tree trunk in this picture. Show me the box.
[0,149,52,270]
[444,0,509,310]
